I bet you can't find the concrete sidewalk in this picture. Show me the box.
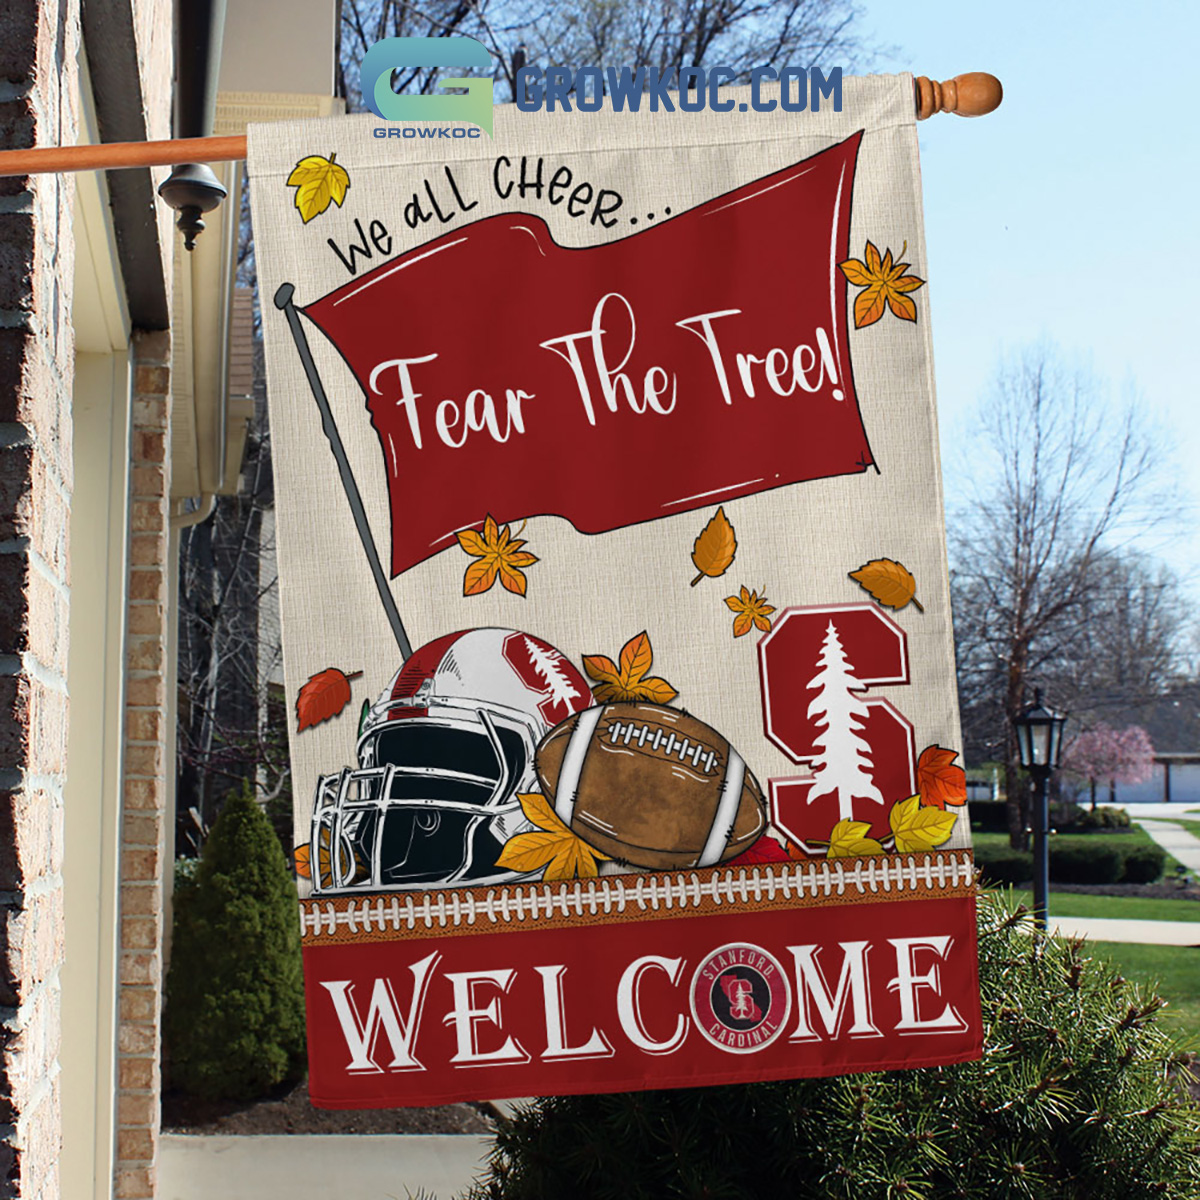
[159,1134,490,1200]
[1133,818,1200,873]
[1048,916,1200,946]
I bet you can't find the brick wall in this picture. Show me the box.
[0,1,80,1197]
[114,333,171,1200]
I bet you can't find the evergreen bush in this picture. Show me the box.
[1122,844,1167,884]
[968,801,1010,834]
[973,843,1032,885]
[1050,800,1087,829]
[468,891,1200,1200]
[164,780,306,1100]
[1078,806,1132,831]
[1049,841,1125,884]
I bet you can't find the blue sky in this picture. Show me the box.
[866,1,1199,594]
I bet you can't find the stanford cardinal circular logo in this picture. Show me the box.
[690,943,791,1054]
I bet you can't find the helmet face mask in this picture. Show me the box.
[309,629,592,894]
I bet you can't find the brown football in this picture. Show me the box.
[535,702,766,870]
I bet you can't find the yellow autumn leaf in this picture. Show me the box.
[724,585,775,638]
[286,153,351,224]
[545,837,605,881]
[494,828,568,873]
[888,795,957,853]
[826,819,884,858]
[514,791,563,833]
[495,793,610,881]
[848,558,924,613]
[838,239,926,329]
[690,506,737,586]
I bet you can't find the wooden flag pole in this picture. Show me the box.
[0,73,1000,178]
[0,133,247,177]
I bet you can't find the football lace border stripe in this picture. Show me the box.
[298,851,977,943]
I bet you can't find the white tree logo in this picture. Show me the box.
[805,620,884,820]
[524,638,582,720]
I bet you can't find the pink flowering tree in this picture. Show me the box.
[1063,723,1155,809]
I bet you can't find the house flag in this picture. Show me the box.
[248,73,982,1109]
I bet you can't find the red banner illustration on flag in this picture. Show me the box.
[302,132,868,578]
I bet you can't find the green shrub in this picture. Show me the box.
[973,843,1031,886]
[1050,800,1087,829]
[1078,805,1132,831]
[1049,840,1124,884]
[469,892,1200,1200]
[1122,844,1167,884]
[164,781,306,1101]
[968,801,1010,834]
[173,855,201,894]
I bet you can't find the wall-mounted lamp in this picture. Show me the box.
[157,162,227,251]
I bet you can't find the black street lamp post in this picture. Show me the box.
[1013,689,1067,930]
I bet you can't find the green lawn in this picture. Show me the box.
[970,827,1200,1040]
[1004,888,1200,923]
[973,829,1159,852]
[1174,819,1200,841]
[1085,941,1200,1041]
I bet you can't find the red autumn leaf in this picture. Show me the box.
[917,744,968,810]
[296,667,362,732]
[727,836,791,867]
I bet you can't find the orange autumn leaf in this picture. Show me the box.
[690,506,737,586]
[849,557,924,613]
[917,745,968,810]
[724,585,776,638]
[582,631,678,704]
[296,667,363,731]
[839,239,925,328]
[620,631,654,681]
[456,514,539,597]
[495,792,610,881]
[293,843,312,879]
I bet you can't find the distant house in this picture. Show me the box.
[1083,684,1200,805]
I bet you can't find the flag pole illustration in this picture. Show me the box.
[805,619,884,820]
[273,282,412,659]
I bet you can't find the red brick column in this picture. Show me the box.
[0,0,80,1195]
[114,332,172,1199]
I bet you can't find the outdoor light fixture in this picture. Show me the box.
[157,163,227,251]
[1014,689,1067,773]
[1013,689,1067,930]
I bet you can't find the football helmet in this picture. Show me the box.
[309,628,592,894]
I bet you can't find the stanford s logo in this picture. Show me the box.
[719,975,763,1022]
[361,36,495,135]
[691,943,791,1054]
